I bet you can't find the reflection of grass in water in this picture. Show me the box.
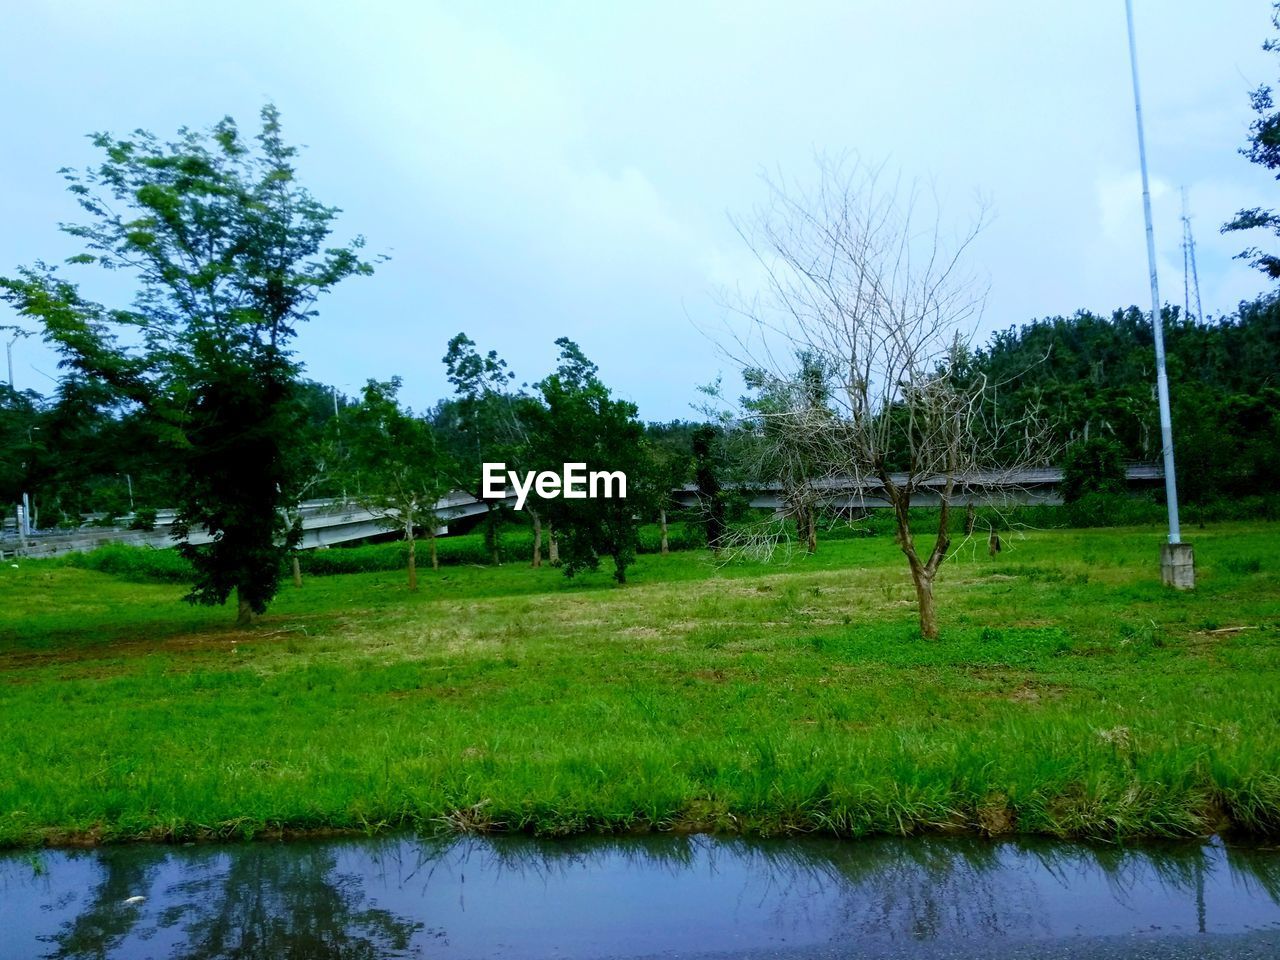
[403,833,1280,941]
[0,523,1278,846]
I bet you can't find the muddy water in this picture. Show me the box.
[2,834,1280,959]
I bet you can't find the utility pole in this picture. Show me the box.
[1125,0,1194,588]
[1181,187,1204,323]
[4,327,32,389]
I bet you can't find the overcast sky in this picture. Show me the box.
[2,1,1277,420]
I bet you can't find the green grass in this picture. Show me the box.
[1,522,1278,847]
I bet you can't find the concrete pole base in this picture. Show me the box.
[1160,542,1195,590]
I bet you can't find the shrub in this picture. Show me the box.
[63,543,193,583]
[128,508,158,531]
[1064,492,1165,528]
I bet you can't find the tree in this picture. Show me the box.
[1061,436,1126,504]
[691,425,728,554]
[1,106,375,623]
[338,378,452,590]
[442,333,531,564]
[639,429,691,555]
[527,338,647,583]
[725,158,1046,639]
[741,350,837,554]
[1223,3,1280,277]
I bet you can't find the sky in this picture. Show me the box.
[1,1,1277,421]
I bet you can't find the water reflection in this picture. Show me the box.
[29,843,423,959]
[2,833,1279,959]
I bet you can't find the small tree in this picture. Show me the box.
[725,158,1047,639]
[528,338,647,584]
[1,106,375,623]
[690,425,728,554]
[640,435,689,555]
[340,378,452,590]
[442,333,535,564]
[740,351,836,554]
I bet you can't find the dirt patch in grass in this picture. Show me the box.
[1007,682,1064,704]
[0,616,333,671]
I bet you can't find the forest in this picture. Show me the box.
[3,293,1277,532]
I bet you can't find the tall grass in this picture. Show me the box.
[1,522,1276,847]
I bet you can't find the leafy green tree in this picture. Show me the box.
[442,333,539,564]
[1224,3,1280,278]
[1061,436,1126,504]
[337,378,453,590]
[691,425,727,554]
[1,106,375,623]
[528,338,646,583]
[639,432,690,555]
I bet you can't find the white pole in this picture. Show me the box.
[1125,0,1182,545]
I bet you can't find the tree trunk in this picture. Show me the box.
[806,508,817,554]
[964,503,976,536]
[236,588,256,627]
[912,570,939,640]
[659,508,669,555]
[429,526,438,571]
[531,509,543,567]
[487,504,502,565]
[406,520,418,591]
[886,482,940,640]
[548,525,560,566]
[291,555,302,588]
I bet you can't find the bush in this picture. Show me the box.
[1064,492,1165,528]
[63,543,193,583]
[1183,496,1280,524]
[128,508,158,531]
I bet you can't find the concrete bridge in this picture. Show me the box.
[2,464,1163,559]
[673,464,1166,511]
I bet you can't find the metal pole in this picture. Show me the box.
[1125,0,1182,545]
[6,338,13,388]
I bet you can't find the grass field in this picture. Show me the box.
[1,522,1278,848]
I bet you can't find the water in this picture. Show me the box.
[2,834,1280,959]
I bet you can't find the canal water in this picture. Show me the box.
[2,834,1279,959]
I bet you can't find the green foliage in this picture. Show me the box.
[128,507,158,531]
[440,334,533,562]
[528,338,648,583]
[1223,3,1280,278]
[335,377,453,585]
[1,106,375,618]
[972,301,1280,504]
[1061,436,1126,504]
[692,425,727,550]
[1064,492,1165,529]
[62,544,193,583]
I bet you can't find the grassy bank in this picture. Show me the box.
[2,522,1278,847]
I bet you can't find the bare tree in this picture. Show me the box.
[739,350,838,554]
[722,158,1048,639]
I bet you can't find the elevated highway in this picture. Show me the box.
[3,464,1163,559]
